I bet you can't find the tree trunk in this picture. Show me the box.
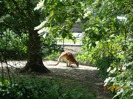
[21,29,50,73]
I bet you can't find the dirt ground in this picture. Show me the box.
[0,60,112,99]
[44,60,112,99]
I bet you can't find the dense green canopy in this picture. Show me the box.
[35,0,133,98]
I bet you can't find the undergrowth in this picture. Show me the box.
[44,51,60,61]
[0,74,95,99]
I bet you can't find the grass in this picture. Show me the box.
[0,73,96,99]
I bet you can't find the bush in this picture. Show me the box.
[0,29,28,60]
[41,34,64,57]
[0,77,94,99]
[104,48,133,99]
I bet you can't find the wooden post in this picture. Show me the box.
[63,38,64,50]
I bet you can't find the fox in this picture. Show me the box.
[54,51,79,67]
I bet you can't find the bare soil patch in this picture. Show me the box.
[44,60,111,99]
[0,60,111,99]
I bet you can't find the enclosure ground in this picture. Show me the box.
[0,60,112,99]
[44,60,112,99]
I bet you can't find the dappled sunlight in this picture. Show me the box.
[44,60,97,70]
[0,60,110,98]
[44,60,110,99]
[0,61,26,68]
[1,60,97,71]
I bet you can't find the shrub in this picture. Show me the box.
[0,77,94,99]
[0,29,28,60]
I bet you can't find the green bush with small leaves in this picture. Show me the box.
[0,29,28,60]
[0,78,94,99]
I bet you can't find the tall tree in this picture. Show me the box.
[36,0,133,98]
[1,0,50,73]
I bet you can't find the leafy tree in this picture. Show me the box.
[36,0,133,98]
[1,0,49,73]
[81,0,133,98]
[34,0,85,39]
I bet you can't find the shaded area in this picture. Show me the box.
[45,61,112,99]
[0,60,111,99]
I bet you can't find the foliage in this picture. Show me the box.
[36,0,133,98]
[44,51,60,60]
[41,34,63,57]
[0,77,94,99]
[104,39,133,99]
[1,0,132,98]
[0,29,28,60]
[0,0,49,73]
[1,0,40,32]
[82,0,133,98]
[0,0,61,61]
[34,0,85,40]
